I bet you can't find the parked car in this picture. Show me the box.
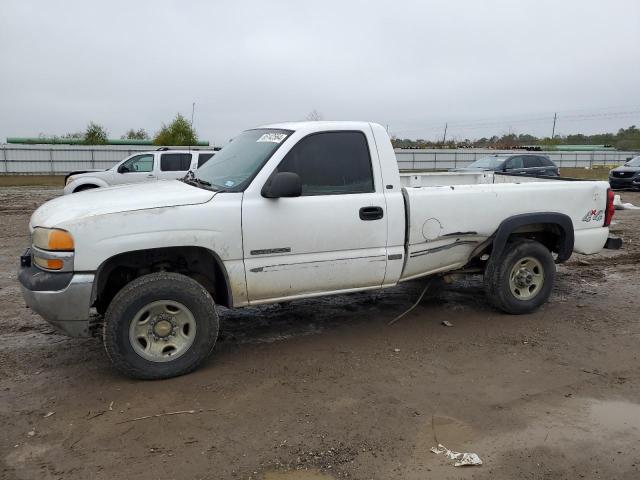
[451,153,559,176]
[63,149,216,194]
[19,121,618,379]
[608,155,640,191]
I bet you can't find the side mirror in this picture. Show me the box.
[262,172,302,198]
[117,164,129,174]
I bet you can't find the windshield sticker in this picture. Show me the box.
[224,180,235,187]
[257,133,287,143]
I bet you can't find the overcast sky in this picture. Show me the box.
[1,0,639,144]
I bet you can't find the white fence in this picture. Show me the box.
[0,144,637,175]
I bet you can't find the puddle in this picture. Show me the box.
[431,415,475,448]
[589,399,640,431]
[263,469,334,480]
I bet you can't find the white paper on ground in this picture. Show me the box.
[430,443,483,467]
[613,194,640,210]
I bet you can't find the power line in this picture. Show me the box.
[391,109,640,136]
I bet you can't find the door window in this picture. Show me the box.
[275,131,374,195]
[121,154,154,173]
[160,153,192,171]
[504,156,524,169]
[523,156,542,168]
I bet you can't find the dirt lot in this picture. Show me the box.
[1,187,640,480]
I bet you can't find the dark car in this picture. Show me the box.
[609,156,640,191]
[451,154,559,176]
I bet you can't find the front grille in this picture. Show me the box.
[612,171,633,178]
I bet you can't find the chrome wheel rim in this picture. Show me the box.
[128,300,196,362]
[508,256,544,300]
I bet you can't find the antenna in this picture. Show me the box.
[188,102,196,153]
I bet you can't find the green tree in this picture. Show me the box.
[153,114,197,146]
[122,128,149,140]
[84,122,108,145]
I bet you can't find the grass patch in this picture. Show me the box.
[0,175,64,187]
[559,167,613,180]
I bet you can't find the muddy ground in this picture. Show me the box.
[1,187,640,480]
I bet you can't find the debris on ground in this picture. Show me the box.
[613,195,640,210]
[442,320,454,327]
[430,443,482,467]
[43,411,55,418]
[387,280,432,325]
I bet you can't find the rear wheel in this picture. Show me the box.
[103,272,219,379]
[484,239,555,314]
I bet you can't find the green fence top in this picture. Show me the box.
[6,137,210,146]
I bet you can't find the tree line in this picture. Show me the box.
[391,125,640,150]
[48,114,198,145]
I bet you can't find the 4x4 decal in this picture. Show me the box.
[582,209,603,222]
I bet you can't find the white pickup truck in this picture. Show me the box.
[63,149,216,194]
[19,121,619,379]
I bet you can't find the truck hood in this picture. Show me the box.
[31,180,215,228]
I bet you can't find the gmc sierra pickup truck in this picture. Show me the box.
[19,121,619,379]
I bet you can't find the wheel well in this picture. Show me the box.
[468,218,574,269]
[93,247,231,315]
[506,223,564,253]
[74,184,99,192]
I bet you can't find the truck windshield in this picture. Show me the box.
[192,128,292,191]
[625,156,640,167]
[467,156,504,169]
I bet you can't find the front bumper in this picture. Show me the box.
[18,261,94,337]
[609,177,640,189]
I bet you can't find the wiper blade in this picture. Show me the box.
[180,172,213,189]
[192,177,212,186]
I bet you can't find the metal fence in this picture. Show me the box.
[0,144,637,175]
[395,149,638,171]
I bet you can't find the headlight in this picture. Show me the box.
[33,227,74,251]
[32,228,74,271]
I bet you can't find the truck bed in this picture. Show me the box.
[399,173,610,282]
[398,170,561,187]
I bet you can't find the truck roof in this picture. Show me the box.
[259,121,381,132]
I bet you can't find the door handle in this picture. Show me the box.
[147,174,155,178]
[359,206,384,221]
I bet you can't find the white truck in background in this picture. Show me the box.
[63,149,216,194]
[19,121,619,379]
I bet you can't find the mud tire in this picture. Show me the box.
[103,272,218,380]
[484,239,555,315]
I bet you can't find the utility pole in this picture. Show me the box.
[551,112,557,138]
[442,122,448,144]
[191,102,196,127]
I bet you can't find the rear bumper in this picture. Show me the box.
[604,236,623,250]
[18,264,94,337]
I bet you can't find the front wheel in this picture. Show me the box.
[103,272,219,379]
[483,239,555,314]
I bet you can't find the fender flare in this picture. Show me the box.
[90,246,234,309]
[491,212,574,263]
[68,177,110,192]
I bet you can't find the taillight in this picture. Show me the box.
[604,188,615,227]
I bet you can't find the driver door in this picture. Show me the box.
[241,130,388,303]
[113,154,156,185]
